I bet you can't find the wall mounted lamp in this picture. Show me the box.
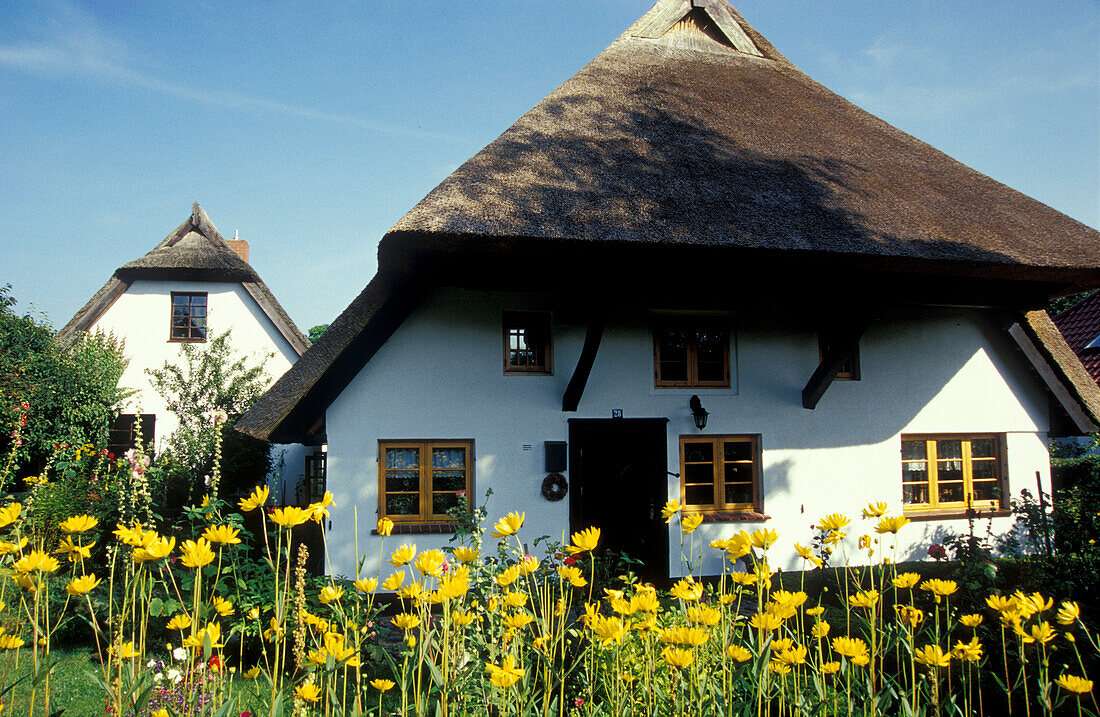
[689,394,709,430]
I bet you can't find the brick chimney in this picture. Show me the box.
[228,230,250,263]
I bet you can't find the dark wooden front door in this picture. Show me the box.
[568,418,669,584]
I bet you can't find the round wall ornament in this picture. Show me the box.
[541,473,568,501]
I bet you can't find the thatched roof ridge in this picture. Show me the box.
[237,0,1100,442]
[58,204,310,356]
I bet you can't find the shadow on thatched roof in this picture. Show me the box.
[58,204,310,356]
[236,0,1100,443]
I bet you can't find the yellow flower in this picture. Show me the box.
[308,491,334,522]
[832,636,869,662]
[960,614,984,628]
[491,512,525,538]
[496,565,520,587]
[247,607,260,620]
[166,614,192,631]
[370,678,395,692]
[392,613,420,631]
[110,641,138,659]
[295,682,322,703]
[686,605,721,627]
[65,574,101,596]
[670,577,703,602]
[919,579,958,598]
[874,515,910,534]
[452,546,478,563]
[59,514,98,533]
[750,613,783,631]
[414,549,446,576]
[503,591,528,609]
[776,644,808,666]
[389,544,417,567]
[558,565,587,588]
[212,596,235,616]
[0,634,23,650]
[238,485,270,512]
[726,645,752,662]
[1019,621,1056,645]
[14,551,59,574]
[661,500,681,523]
[183,622,223,649]
[952,637,983,662]
[986,594,1017,613]
[661,647,694,669]
[568,526,601,554]
[794,543,822,567]
[133,535,175,563]
[179,538,216,569]
[0,503,23,529]
[914,644,951,668]
[398,581,426,602]
[269,506,311,528]
[485,655,524,688]
[202,525,241,545]
[1057,601,1081,626]
[750,528,778,550]
[439,571,470,599]
[57,536,94,562]
[812,621,831,639]
[861,501,888,519]
[805,606,825,616]
[452,610,476,627]
[820,661,841,675]
[382,572,406,591]
[632,590,659,612]
[504,612,535,630]
[376,517,394,536]
[895,605,924,629]
[0,537,27,555]
[1016,590,1053,615]
[681,514,704,535]
[817,513,850,532]
[1056,674,1094,695]
[848,590,880,609]
[353,578,377,594]
[244,666,261,679]
[589,615,630,646]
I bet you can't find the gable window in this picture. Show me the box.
[503,311,552,374]
[901,435,1004,514]
[107,414,156,458]
[654,323,730,388]
[819,332,860,380]
[170,292,207,342]
[679,435,760,513]
[379,440,472,523]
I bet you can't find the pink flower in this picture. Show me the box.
[455,489,466,497]
[19,402,29,411]
[928,543,947,561]
[574,698,585,707]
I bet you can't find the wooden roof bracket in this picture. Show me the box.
[801,318,871,409]
[562,317,606,412]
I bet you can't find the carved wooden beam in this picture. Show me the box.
[562,318,606,412]
[801,319,870,409]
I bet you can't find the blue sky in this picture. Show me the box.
[1,0,1097,332]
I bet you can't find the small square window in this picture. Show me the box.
[170,292,208,342]
[503,311,552,374]
[679,435,761,513]
[901,434,1004,514]
[379,440,473,523]
[654,322,730,388]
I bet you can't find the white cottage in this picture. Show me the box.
[238,0,1100,581]
[58,204,318,503]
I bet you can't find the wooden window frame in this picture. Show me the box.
[378,440,473,524]
[679,434,761,513]
[502,311,552,375]
[900,434,1005,515]
[305,453,327,504]
[169,292,208,343]
[818,332,860,380]
[653,322,731,389]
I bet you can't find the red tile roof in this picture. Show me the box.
[1054,291,1100,386]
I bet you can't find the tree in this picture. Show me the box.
[146,330,273,510]
[308,324,329,343]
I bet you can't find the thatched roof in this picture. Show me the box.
[237,0,1100,443]
[58,204,310,356]
[1053,292,1100,387]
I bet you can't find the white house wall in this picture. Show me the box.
[325,288,1052,581]
[88,279,303,493]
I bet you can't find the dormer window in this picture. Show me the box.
[170,292,207,342]
[654,322,730,388]
[503,311,552,374]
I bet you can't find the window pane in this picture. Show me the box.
[432,471,465,492]
[725,482,752,505]
[724,463,753,486]
[696,361,725,382]
[937,439,962,460]
[723,441,752,462]
[684,442,713,463]
[385,494,418,515]
[385,471,418,492]
[901,441,926,461]
[971,481,998,501]
[938,461,963,483]
[684,463,714,486]
[658,329,689,360]
[972,460,997,480]
[685,485,714,506]
[659,361,688,382]
[971,438,995,458]
[902,462,927,484]
[432,493,461,516]
[903,483,929,504]
[432,448,465,470]
[695,330,726,362]
[385,448,418,470]
[939,482,965,503]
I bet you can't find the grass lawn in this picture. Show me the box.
[0,645,105,716]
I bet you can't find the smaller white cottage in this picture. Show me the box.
[58,204,318,503]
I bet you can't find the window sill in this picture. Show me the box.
[167,338,207,344]
[903,508,1011,522]
[372,523,456,536]
[700,511,770,523]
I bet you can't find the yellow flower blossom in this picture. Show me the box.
[353,578,377,593]
[485,655,524,688]
[0,503,23,529]
[861,501,888,519]
[568,526,601,554]
[750,528,778,550]
[919,579,958,598]
[558,565,587,588]
[960,614,984,628]
[491,511,525,538]
[269,506,311,528]
[589,615,630,646]
[212,596,235,616]
[370,678,395,692]
[166,614,192,631]
[389,544,416,567]
[452,546,478,563]
[295,682,322,702]
[65,574,101,595]
[14,551,59,574]
[392,613,420,631]
[1056,674,1094,695]
[914,644,951,668]
[238,485,269,512]
[0,635,25,650]
[750,613,783,631]
[661,646,694,669]
[669,577,703,602]
[110,641,138,659]
[496,565,521,587]
[414,549,446,577]
[817,513,850,532]
[503,612,535,630]
[681,514,704,535]
[133,535,175,563]
[832,636,869,662]
[179,538,216,569]
[661,500,681,523]
[820,661,841,675]
[874,515,910,534]
[202,525,241,545]
[812,621,831,639]
[57,536,93,562]
[686,605,721,626]
[59,514,98,533]
[952,637,983,662]
[726,645,752,662]
[848,590,880,609]
[308,491,334,522]
[376,517,394,536]
[1057,601,1081,626]
[895,605,924,629]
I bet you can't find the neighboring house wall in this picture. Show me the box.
[324,288,1052,580]
[88,279,308,492]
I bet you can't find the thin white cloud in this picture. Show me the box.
[0,2,459,144]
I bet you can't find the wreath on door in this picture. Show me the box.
[541,473,568,501]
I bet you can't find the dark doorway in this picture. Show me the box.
[568,418,669,584]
